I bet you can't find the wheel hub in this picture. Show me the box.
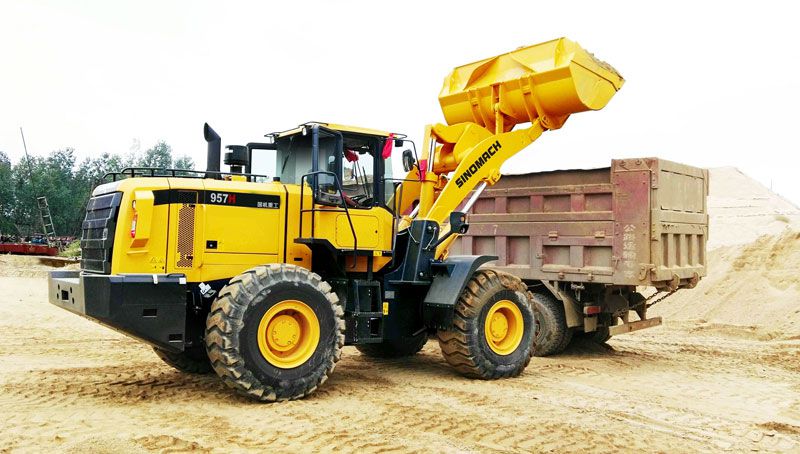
[268,314,300,351]
[483,299,525,356]
[489,312,509,340]
[257,300,320,369]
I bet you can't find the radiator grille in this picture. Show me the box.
[80,192,122,274]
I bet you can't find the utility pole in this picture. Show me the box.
[19,127,35,182]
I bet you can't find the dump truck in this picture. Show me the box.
[452,159,709,355]
[48,37,626,401]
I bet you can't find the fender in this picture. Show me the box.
[422,255,497,330]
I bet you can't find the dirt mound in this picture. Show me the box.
[707,167,800,249]
[652,229,800,337]
[0,254,78,278]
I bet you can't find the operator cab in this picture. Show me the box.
[254,122,405,211]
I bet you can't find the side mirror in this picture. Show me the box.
[402,149,416,172]
[394,139,405,147]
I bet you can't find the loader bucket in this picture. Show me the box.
[439,37,624,130]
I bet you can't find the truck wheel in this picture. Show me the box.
[574,326,611,344]
[355,333,428,358]
[531,292,572,356]
[205,264,344,402]
[437,270,535,379]
[574,317,617,344]
[590,326,612,343]
[153,346,212,374]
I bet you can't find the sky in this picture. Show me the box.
[1,0,799,204]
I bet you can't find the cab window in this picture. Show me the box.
[272,127,396,210]
[342,148,375,206]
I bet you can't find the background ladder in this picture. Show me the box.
[36,196,56,245]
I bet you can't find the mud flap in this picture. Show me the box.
[422,255,497,330]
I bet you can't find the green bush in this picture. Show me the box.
[59,240,81,258]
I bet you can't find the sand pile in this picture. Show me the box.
[652,167,800,336]
[0,255,78,278]
[707,167,800,249]
[652,228,800,337]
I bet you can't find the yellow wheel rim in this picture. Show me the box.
[257,300,320,369]
[484,300,524,356]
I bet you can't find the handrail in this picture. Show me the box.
[299,170,358,267]
[101,167,270,183]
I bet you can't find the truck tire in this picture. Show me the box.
[153,346,212,374]
[355,333,428,358]
[574,314,620,344]
[437,270,535,379]
[205,264,345,402]
[531,292,572,357]
[573,326,612,344]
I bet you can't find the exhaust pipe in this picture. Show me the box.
[204,123,221,179]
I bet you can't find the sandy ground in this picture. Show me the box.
[1,167,798,453]
[1,275,799,453]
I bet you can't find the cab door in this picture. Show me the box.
[310,130,395,272]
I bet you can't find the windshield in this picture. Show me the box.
[273,133,338,185]
[271,127,395,208]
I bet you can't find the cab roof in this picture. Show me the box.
[269,122,398,139]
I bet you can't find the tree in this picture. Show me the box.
[137,141,172,168]
[0,151,15,234]
[76,152,129,187]
[173,155,194,170]
[4,140,182,237]
[11,154,45,235]
[38,149,81,236]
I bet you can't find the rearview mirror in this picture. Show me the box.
[402,149,416,172]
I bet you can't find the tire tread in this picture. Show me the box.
[436,270,534,379]
[204,264,344,402]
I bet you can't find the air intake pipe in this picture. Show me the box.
[204,123,221,179]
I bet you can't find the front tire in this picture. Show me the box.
[205,264,344,402]
[437,270,535,379]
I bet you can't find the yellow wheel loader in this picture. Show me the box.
[48,38,623,401]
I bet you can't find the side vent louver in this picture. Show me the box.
[175,191,197,268]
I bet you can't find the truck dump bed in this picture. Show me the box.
[452,158,708,290]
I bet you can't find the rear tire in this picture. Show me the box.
[355,333,428,358]
[205,264,344,402]
[532,292,572,357]
[437,270,535,379]
[153,346,212,374]
[574,326,611,344]
[574,317,617,344]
